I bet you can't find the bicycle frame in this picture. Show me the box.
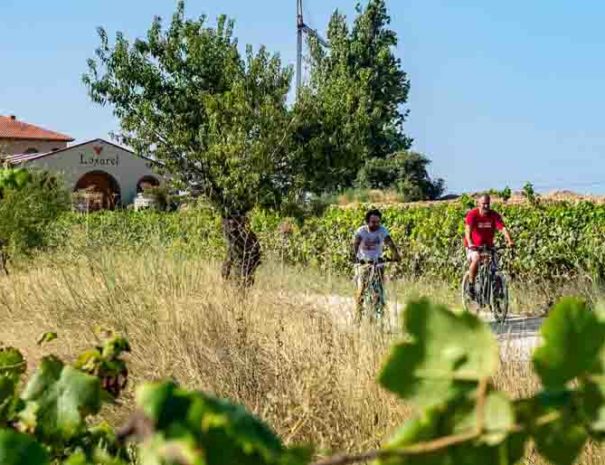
[355,258,393,322]
[462,246,509,322]
[476,250,498,306]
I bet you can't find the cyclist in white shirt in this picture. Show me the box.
[352,209,401,318]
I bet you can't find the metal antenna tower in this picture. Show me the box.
[296,0,328,92]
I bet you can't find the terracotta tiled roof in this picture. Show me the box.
[0,115,74,142]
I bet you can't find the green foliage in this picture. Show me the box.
[0,429,49,465]
[141,185,175,212]
[0,298,603,464]
[0,167,31,194]
[0,169,70,254]
[294,0,412,193]
[0,335,131,464]
[48,198,605,286]
[523,182,539,206]
[355,152,444,201]
[379,299,498,409]
[19,357,102,443]
[374,297,604,465]
[84,1,295,217]
[500,186,512,202]
[533,297,605,389]
[74,335,130,398]
[135,381,311,465]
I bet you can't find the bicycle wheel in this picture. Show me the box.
[372,278,386,321]
[490,273,509,323]
[461,272,477,313]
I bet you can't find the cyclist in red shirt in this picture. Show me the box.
[464,194,514,297]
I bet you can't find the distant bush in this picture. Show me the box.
[355,151,445,201]
[0,170,70,254]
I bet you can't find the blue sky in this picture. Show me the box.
[1,0,605,194]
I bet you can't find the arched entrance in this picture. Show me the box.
[74,171,121,211]
[136,175,160,193]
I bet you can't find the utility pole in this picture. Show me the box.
[296,0,329,93]
[297,0,304,92]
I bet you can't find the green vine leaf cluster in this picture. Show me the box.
[372,297,604,465]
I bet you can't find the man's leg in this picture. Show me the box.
[467,250,480,298]
[468,251,480,281]
[355,265,369,322]
[375,266,386,317]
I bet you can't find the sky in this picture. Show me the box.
[1,0,605,194]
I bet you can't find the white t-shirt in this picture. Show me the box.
[354,225,390,261]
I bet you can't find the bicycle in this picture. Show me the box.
[461,246,509,323]
[354,256,396,324]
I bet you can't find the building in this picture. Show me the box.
[8,137,161,210]
[2,116,162,209]
[0,115,74,155]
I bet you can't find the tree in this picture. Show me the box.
[293,0,412,193]
[355,151,445,201]
[84,1,295,285]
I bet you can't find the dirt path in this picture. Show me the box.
[301,293,544,361]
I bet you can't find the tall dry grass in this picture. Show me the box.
[0,250,601,463]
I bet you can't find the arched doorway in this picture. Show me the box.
[136,175,160,193]
[74,171,121,211]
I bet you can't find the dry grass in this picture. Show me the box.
[0,249,602,463]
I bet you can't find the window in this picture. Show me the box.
[24,148,39,154]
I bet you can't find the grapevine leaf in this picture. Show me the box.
[480,392,515,446]
[518,392,589,465]
[101,336,131,359]
[0,347,26,381]
[532,415,587,465]
[379,299,498,409]
[580,380,605,438]
[136,381,311,465]
[380,406,448,465]
[379,395,524,465]
[139,435,203,465]
[0,376,20,423]
[37,331,58,346]
[532,297,605,388]
[19,355,102,442]
[62,450,127,465]
[0,428,50,465]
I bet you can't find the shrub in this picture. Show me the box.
[0,170,70,254]
[355,151,445,201]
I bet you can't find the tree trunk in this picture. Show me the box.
[221,215,262,288]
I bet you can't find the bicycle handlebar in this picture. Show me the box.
[468,245,510,252]
[356,257,398,265]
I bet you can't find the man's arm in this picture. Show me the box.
[465,224,474,248]
[495,213,514,247]
[385,236,401,261]
[502,228,514,247]
[352,235,362,262]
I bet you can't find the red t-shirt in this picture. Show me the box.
[464,208,504,247]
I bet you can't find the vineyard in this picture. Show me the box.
[0,296,602,464]
[48,199,605,287]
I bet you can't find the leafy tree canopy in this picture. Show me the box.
[84,1,296,217]
[294,0,413,193]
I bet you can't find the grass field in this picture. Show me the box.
[0,249,602,464]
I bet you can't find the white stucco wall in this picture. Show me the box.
[21,139,161,205]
